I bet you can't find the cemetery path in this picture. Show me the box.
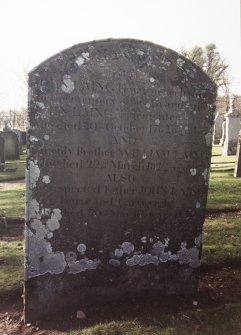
[0,178,25,190]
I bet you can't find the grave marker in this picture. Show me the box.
[0,131,20,160]
[0,136,5,171]
[25,39,216,322]
[234,130,241,177]
[222,95,241,155]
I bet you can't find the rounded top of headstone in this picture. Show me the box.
[29,38,216,89]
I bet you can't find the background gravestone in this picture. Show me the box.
[213,111,224,144]
[222,95,241,156]
[0,136,5,171]
[25,39,216,322]
[12,129,23,153]
[0,131,20,160]
[234,130,241,177]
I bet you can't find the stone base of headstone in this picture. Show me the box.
[25,266,198,322]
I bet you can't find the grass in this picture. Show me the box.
[212,145,222,156]
[202,215,241,266]
[0,152,26,182]
[0,240,24,298]
[0,186,25,220]
[207,171,241,212]
[66,304,241,335]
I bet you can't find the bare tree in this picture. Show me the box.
[181,43,229,94]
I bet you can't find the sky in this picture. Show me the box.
[0,0,240,111]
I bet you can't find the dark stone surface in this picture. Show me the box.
[21,131,27,145]
[0,135,5,171]
[25,39,216,322]
[0,131,20,160]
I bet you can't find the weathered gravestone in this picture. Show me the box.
[12,129,23,153]
[22,131,27,145]
[213,111,224,144]
[222,95,241,156]
[25,39,216,322]
[234,130,241,177]
[0,131,20,160]
[219,120,226,145]
[0,136,5,171]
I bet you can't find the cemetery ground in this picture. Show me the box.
[0,146,241,334]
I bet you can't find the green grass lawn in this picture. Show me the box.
[0,186,25,220]
[0,152,26,182]
[203,215,241,266]
[0,240,24,299]
[66,304,241,335]
[208,171,241,212]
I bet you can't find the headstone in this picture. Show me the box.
[234,130,241,177]
[222,95,241,156]
[22,131,27,145]
[25,39,216,322]
[12,129,23,153]
[0,131,20,160]
[0,136,5,171]
[219,120,226,146]
[213,111,224,144]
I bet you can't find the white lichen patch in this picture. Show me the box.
[196,201,201,209]
[65,251,77,262]
[190,168,197,176]
[30,136,38,143]
[159,251,178,263]
[26,232,66,279]
[44,134,50,140]
[202,168,209,181]
[42,175,50,184]
[155,119,160,125]
[177,58,185,68]
[195,234,202,247]
[126,254,159,267]
[149,77,155,83]
[46,209,62,231]
[77,243,87,254]
[36,101,45,109]
[29,160,40,188]
[114,248,124,258]
[68,258,101,274]
[140,236,147,244]
[152,241,166,256]
[61,75,75,93]
[146,103,151,108]
[75,52,90,67]
[177,245,200,268]
[136,50,144,56]
[27,199,41,221]
[205,131,213,146]
[31,219,48,240]
[142,153,147,160]
[47,232,53,239]
[121,242,134,254]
